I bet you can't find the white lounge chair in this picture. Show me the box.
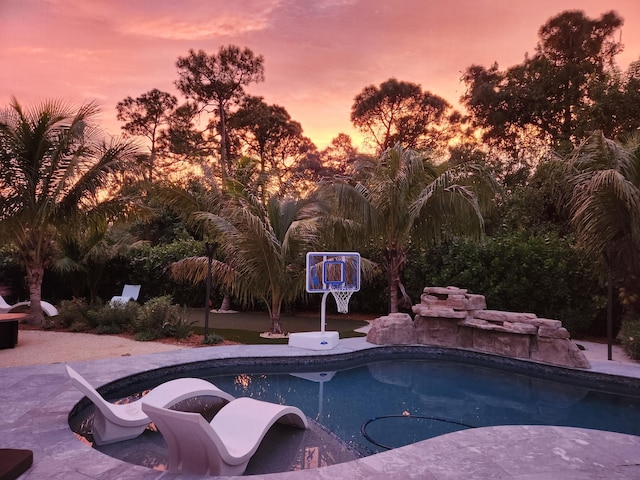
[65,365,234,445]
[109,284,141,306]
[142,396,309,476]
[0,294,58,316]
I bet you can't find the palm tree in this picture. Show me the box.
[0,98,143,323]
[332,144,494,313]
[170,183,332,333]
[558,131,640,359]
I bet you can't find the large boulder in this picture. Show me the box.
[366,313,415,345]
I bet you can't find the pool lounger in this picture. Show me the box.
[109,284,141,306]
[142,396,309,476]
[0,294,58,316]
[65,365,235,445]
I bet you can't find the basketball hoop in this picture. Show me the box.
[329,284,354,314]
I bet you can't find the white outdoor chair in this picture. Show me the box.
[109,284,141,306]
[65,365,235,445]
[142,397,309,476]
[0,294,58,316]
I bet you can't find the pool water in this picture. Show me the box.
[203,359,640,454]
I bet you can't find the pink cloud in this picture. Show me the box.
[1,0,639,149]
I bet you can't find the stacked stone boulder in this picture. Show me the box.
[366,286,590,369]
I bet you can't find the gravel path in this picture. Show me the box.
[0,329,191,367]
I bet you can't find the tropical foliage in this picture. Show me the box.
[3,9,640,344]
[0,98,143,323]
[331,144,495,313]
[555,131,640,351]
[170,186,333,333]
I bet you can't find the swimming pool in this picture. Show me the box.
[197,359,640,453]
[69,346,640,473]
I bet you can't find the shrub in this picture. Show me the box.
[162,306,196,339]
[133,296,179,340]
[620,319,640,360]
[203,333,225,345]
[55,298,92,330]
[133,330,160,342]
[87,302,139,334]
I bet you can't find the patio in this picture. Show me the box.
[2,337,640,479]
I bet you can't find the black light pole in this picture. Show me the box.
[204,242,215,341]
[607,262,613,361]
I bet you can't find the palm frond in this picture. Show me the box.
[561,131,640,263]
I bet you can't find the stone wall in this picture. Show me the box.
[366,286,590,369]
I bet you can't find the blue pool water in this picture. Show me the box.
[196,358,640,455]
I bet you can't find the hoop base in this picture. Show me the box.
[288,331,339,350]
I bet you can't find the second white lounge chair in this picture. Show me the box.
[0,295,58,316]
[65,365,235,445]
[142,396,309,476]
[109,284,141,306]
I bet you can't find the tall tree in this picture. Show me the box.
[462,10,626,152]
[0,98,143,323]
[332,145,494,313]
[228,96,311,198]
[320,133,359,177]
[351,78,453,154]
[589,59,640,138]
[175,46,265,178]
[116,89,177,182]
[556,131,640,358]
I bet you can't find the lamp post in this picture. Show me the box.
[203,242,216,341]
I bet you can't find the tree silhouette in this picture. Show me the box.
[351,78,452,154]
[462,10,629,153]
[176,46,265,178]
[116,89,177,182]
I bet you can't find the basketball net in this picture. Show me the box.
[329,284,353,314]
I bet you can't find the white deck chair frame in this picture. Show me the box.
[0,294,58,316]
[142,397,309,476]
[65,365,234,445]
[109,284,141,306]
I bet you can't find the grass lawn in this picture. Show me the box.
[185,308,374,345]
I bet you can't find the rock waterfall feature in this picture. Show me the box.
[366,286,590,369]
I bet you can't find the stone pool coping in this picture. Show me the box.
[2,337,640,479]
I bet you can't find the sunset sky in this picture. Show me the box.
[1,0,639,150]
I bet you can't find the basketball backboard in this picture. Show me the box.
[306,252,360,293]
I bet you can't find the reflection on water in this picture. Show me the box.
[70,359,640,474]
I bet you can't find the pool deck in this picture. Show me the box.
[2,338,640,479]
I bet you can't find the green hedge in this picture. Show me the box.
[402,232,603,336]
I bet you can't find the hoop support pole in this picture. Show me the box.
[320,291,329,333]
